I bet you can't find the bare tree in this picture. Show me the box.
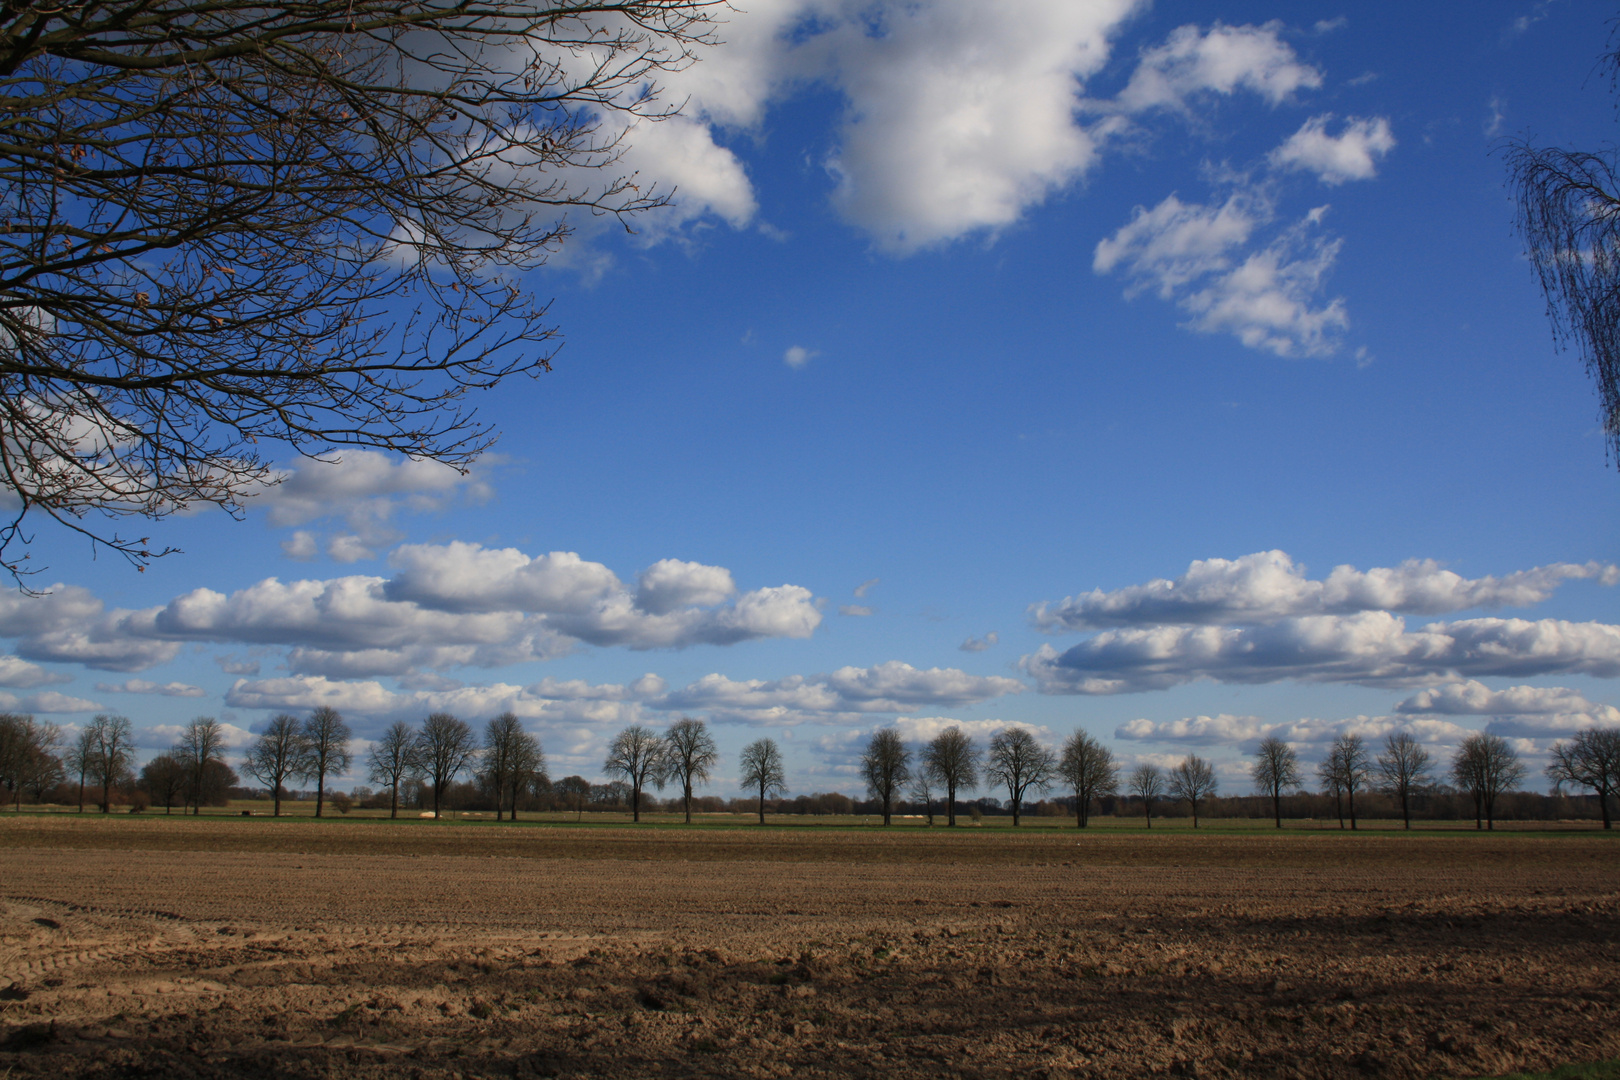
[1251,736,1301,829]
[0,0,718,580]
[17,720,62,804]
[738,737,787,826]
[1319,735,1370,830]
[909,765,937,826]
[504,727,545,823]
[921,727,980,827]
[481,712,529,822]
[415,713,477,819]
[1451,732,1527,831]
[243,714,310,817]
[1546,728,1620,829]
[603,725,665,823]
[1376,731,1433,831]
[1057,730,1117,829]
[1168,754,1218,828]
[138,752,187,815]
[65,725,95,812]
[862,728,911,827]
[301,706,353,818]
[0,714,60,810]
[662,717,718,825]
[1129,763,1165,828]
[1504,29,1620,469]
[176,716,229,815]
[367,720,420,820]
[553,775,591,822]
[87,713,134,812]
[986,727,1056,828]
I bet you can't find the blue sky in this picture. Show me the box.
[4,0,1619,798]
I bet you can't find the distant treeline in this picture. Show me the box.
[4,710,1616,829]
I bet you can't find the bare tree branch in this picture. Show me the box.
[0,0,718,580]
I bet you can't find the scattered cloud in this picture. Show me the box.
[220,659,1019,734]
[1269,114,1395,185]
[1113,21,1322,114]
[1023,613,1620,694]
[783,345,817,369]
[0,584,179,672]
[214,655,262,676]
[0,545,821,679]
[854,578,880,598]
[959,632,999,652]
[1116,711,1475,754]
[280,531,318,561]
[839,605,873,617]
[1032,551,1617,631]
[1394,680,1620,739]
[0,655,71,688]
[1395,680,1616,718]
[327,534,377,563]
[1096,193,1349,357]
[0,689,102,713]
[1485,94,1507,138]
[246,450,493,547]
[95,679,208,698]
[653,661,1023,726]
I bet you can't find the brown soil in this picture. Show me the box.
[1,818,1617,1079]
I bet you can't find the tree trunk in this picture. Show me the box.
[1144,800,1152,828]
[882,793,892,826]
[632,784,640,823]
[1348,788,1357,831]
[1011,796,1021,828]
[946,782,956,827]
[1401,789,1410,830]
[315,773,325,819]
[77,775,85,813]
[683,780,692,824]
[389,783,398,820]
[1191,801,1199,829]
[1334,792,1344,829]
[101,780,110,813]
[1272,789,1282,829]
[757,781,766,825]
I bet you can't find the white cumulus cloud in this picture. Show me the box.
[1097,196,1349,357]
[1269,114,1395,184]
[1022,613,1620,694]
[0,655,71,688]
[1114,20,1323,113]
[654,661,1022,726]
[1032,551,1618,631]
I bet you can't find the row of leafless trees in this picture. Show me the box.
[1250,729,1618,832]
[601,719,725,822]
[7,710,1617,831]
[356,711,544,820]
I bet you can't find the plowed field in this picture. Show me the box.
[1,817,1616,1079]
